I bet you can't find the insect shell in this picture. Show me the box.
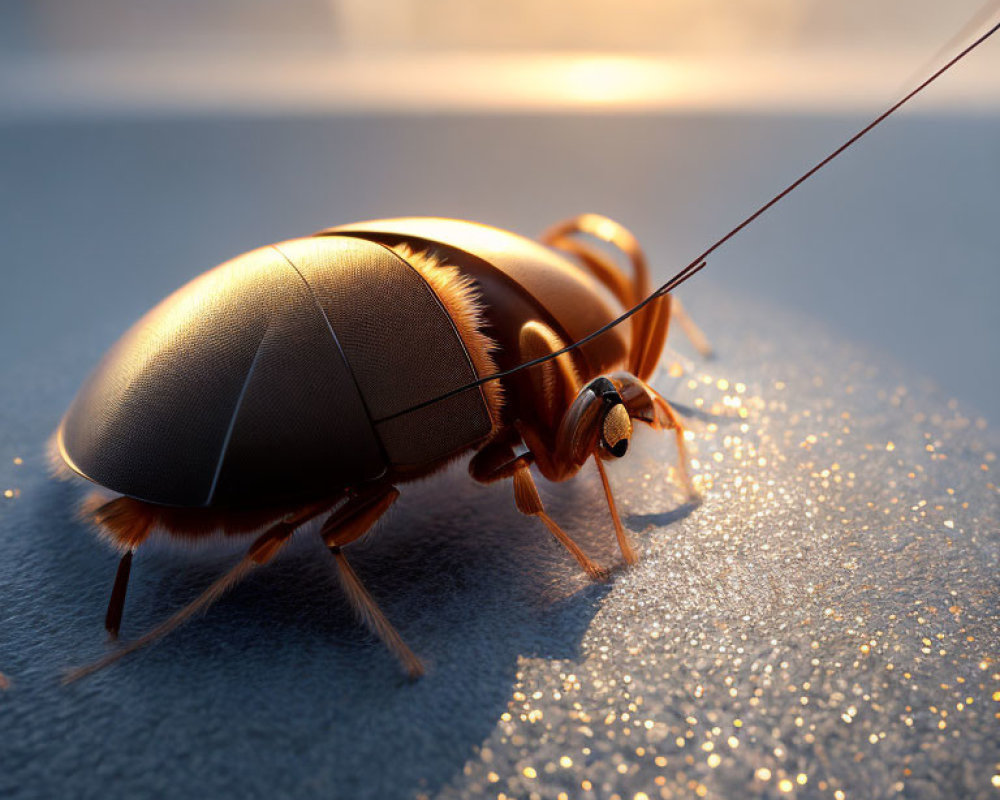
[55,215,705,681]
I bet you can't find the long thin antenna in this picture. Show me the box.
[377,18,1000,425]
[376,262,705,422]
[897,1,1000,96]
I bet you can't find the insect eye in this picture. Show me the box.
[601,403,632,458]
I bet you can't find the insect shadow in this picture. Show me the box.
[626,500,700,532]
[38,463,634,798]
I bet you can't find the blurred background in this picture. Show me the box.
[2,0,999,114]
[0,0,998,418]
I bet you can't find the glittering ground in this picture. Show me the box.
[0,287,997,800]
[438,291,1000,800]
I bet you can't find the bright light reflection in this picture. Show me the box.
[558,57,677,106]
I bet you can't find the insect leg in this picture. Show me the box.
[614,373,697,499]
[651,392,695,497]
[516,320,602,481]
[542,214,651,304]
[470,436,609,582]
[328,550,423,679]
[668,295,713,360]
[593,457,637,566]
[319,487,424,679]
[635,294,714,379]
[104,550,134,639]
[539,234,635,306]
[83,493,156,638]
[519,320,582,427]
[542,214,656,371]
[634,295,670,381]
[64,501,333,684]
[542,214,712,374]
[542,216,652,371]
[512,459,609,582]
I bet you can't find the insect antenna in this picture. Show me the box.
[897,1,1000,95]
[378,17,1000,424]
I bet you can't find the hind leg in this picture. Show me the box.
[85,494,156,639]
[66,499,335,683]
[104,551,134,639]
[86,493,310,638]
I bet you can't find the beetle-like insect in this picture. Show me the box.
[56,213,710,680]
[56,20,999,681]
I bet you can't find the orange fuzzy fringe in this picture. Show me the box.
[50,431,297,547]
[78,491,299,550]
[392,244,504,427]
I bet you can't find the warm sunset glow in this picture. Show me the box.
[3,1,998,117]
[557,56,679,106]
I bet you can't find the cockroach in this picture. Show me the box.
[55,20,999,682]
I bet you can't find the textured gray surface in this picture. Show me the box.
[2,287,998,799]
[0,113,998,798]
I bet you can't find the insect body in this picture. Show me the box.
[57,214,707,679]
[58,18,1000,681]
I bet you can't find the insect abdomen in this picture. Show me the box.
[57,242,384,507]
[58,236,494,507]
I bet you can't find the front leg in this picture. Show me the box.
[613,372,697,499]
[470,434,608,582]
[515,320,642,568]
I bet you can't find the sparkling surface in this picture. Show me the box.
[0,287,997,799]
[429,293,1000,800]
